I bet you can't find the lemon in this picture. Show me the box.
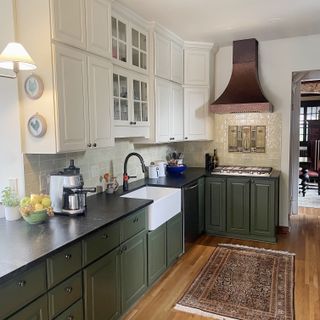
[41,197,51,208]
[30,194,42,205]
[34,203,44,211]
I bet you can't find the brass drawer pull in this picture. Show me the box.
[102,234,109,239]
[67,316,74,320]
[65,286,73,294]
[17,280,26,287]
[65,253,72,260]
[133,217,139,223]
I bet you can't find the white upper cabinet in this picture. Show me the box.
[111,9,148,73]
[53,44,89,152]
[184,43,212,86]
[184,86,212,141]
[171,41,184,84]
[155,33,171,81]
[51,0,112,58]
[154,31,184,84]
[86,0,112,57]
[113,67,149,138]
[155,78,184,143]
[51,0,87,49]
[87,56,114,148]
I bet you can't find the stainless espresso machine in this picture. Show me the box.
[50,160,96,215]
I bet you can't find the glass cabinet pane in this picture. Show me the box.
[118,21,126,41]
[113,74,119,97]
[132,48,139,67]
[119,76,127,98]
[114,99,120,120]
[142,103,148,122]
[140,52,147,69]
[140,33,146,51]
[133,80,140,100]
[112,39,118,59]
[132,29,139,48]
[134,102,142,121]
[112,17,117,37]
[119,43,127,62]
[120,100,128,120]
[141,82,147,101]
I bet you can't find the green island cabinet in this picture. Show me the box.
[83,208,147,319]
[205,176,279,242]
[147,212,183,286]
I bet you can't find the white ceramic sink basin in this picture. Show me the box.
[121,186,181,230]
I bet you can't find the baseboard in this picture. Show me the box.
[277,226,290,234]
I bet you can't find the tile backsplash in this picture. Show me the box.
[24,140,172,195]
[175,112,281,170]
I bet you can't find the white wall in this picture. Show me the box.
[214,34,320,226]
[0,0,25,196]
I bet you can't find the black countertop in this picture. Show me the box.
[0,167,280,283]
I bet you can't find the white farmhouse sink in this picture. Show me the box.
[121,186,181,230]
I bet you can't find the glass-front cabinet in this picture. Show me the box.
[111,12,148,73]
[113,67,149,134]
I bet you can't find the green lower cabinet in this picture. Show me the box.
[8,295,48,320]
[205,177,226,233]
[121,231,147,313]
[167,212,183,266]
[83,248,121,320]
[250,179,276,241]
[226,178,250,235]
[147,223,167,286]
[198,177,205,234]
[55,299,83,320]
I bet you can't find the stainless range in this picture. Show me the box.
[212,166,272,177]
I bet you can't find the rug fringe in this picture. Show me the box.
[219,243,295,256]
[175,304,239,320]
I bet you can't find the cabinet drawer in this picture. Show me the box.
[7,294,48,320]
[54,299,83,320]
[0,262,46,319]
[121,209,146,242]
[82,221,120,265]
[48,272,82,319]
[47,242,82,288]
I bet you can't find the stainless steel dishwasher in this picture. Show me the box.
[182,181,199,251]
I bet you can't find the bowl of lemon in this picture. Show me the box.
[20,194,54,224]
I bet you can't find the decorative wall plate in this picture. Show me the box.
[24,74,44,99]
[27,113,47,137]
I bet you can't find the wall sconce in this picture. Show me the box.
[0,42,36,79]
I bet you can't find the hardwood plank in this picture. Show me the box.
[123,208,320,320]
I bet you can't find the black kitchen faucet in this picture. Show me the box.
[123,152,146,191]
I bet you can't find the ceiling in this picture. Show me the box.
[117,0,320,46]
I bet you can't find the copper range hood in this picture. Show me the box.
[210,38,273,113]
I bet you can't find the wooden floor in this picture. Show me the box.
[124,208,320,320]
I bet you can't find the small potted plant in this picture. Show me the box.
[1,187,21,221]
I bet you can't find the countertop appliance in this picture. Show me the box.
[50,160,96,215]
[212,166,272,177]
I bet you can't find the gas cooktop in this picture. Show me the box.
[212,166,272,177]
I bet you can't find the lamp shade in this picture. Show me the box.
[0,42,36,72]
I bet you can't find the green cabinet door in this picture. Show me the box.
[250,179,276,241]
[166,212,183,266]
[147,223,167,286]
[121,231,147,313]
[205,177,226,233]
[198,177,205,234]
[227,178,250,235]
[84,248,121,320]
[8,295,48,320]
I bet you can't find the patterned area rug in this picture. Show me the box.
[175,244,295,320]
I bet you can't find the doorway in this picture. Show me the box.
[290,71,320,215]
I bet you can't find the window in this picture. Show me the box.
[299,100,320,144]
